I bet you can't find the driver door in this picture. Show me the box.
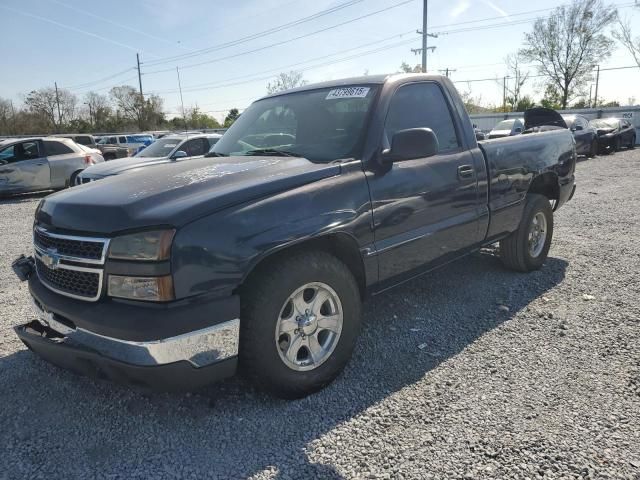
[0,140,50,193]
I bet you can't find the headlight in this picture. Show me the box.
[108,275,174,301]
[108,230,175,261]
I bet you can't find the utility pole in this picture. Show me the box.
[136,53,144,131]
[439,68,456,78]
[502,76,507,113]
[415,0,437,73]
[594,65,600,108]
[10,100,16,134]
[176,67,188,134]
[589,84,593,108]
[54,81,62,132]
[421,0,428,73]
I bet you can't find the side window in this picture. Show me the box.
[1,142,42,163]
[43,140,73,156]
[208,137,220,148]
[0,145,16,163]
[385,83,460,153]
[182,138,207,156]
[119,136,127,144]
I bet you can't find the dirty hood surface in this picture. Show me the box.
[82,156,168,177]
[37,156,341,234]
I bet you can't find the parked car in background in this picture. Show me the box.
[488,118,524,139]
[0,137,103,194]
[56,134,97,148]
[560,114,598,157]
[76,133,221,184]
[526,109,598,157]
[76,143,105,164]
[589,118,636,153]
[97,134,154,160]
[473,124,486,140]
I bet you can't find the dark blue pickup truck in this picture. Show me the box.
[13,74,576,398]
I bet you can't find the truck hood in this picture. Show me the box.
[82,156,168,177]
[524,107,567,130]
[37,156,341,234]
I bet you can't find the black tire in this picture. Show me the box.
[630,135,636,149]
[614,137,622,152]
[239,250,361,399]
[69,170,82,187]
[499,194,554,272]
[587,139,598,158]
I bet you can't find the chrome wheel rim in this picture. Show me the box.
[275,282,343,372]
[528,212,547,258]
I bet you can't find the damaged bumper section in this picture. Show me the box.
[14,256,240,391]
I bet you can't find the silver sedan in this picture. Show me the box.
[0,137,104,195]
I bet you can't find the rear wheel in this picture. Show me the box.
[239,250,361,399]
[68,170,82,187]
[500,194,554,272]
[587,139,598,158]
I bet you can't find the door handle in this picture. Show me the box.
[457,165,474,179]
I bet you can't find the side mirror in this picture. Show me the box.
[172,150,188,160]
[381,128,439,163]
[574,125,583,131]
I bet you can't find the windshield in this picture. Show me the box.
[211,85,378,162]
[493,120,515,130]
[590,118,618,129]
[134,138,181,157]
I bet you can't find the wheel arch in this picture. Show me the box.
[528,171,559,202]
[239,232,368,300]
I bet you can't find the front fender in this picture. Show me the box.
[170,162,374,300]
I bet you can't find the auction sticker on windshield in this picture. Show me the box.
[326,87,370,99]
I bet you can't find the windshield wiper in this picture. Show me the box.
[242,148,301,157]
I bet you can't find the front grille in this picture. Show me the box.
[35,257,100,299]
[33,227,108,301]
[34,228,104,261]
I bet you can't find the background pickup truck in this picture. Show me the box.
[97,134,153,160]
[13,73,575,399]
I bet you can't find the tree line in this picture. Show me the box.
[0,85,240,136]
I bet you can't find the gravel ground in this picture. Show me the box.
[1,149,639,480]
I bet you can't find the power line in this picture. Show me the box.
[143,0,365,67]
[142,0,416,74]
[147,31,416,94]
[147,37,419,96]
[64,68,136,91]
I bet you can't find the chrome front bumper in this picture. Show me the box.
[29,298,240,368]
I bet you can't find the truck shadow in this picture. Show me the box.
[0,250,567,479]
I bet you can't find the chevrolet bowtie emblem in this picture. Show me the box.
[41,248,60,270]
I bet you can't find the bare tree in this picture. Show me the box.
[24,87,77,131]
[504,53,530,110]
[613,7,640,69]
[110,86,144,128]
[0,97,15,134]
[84,91,111,129]
[267,71,307,95]
[398,62,422,73]
[520,0,617,109]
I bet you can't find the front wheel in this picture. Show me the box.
[614,137,622,152]
[587,139,598,158]
[500,194,554,272]
[239,250,361,399]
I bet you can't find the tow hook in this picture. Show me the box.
[12,255,35,282]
